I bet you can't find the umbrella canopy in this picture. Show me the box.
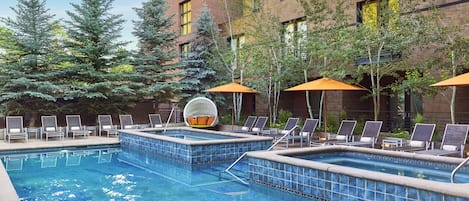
[204,82,257,128]
[285,77,365,91]
[431,72,469,87]
[204,82,257,93]
[285,77,365,133]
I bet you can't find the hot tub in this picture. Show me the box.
[247,146,469,200]
[119,127,272,164]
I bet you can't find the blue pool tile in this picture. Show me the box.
[365,189,375,200]
[376,182,385,192]
[386,194,396,201]
[386,183,396,194]
[376,192,385,201]
[419,190,430,200]
[443,195,457,201]
[430,192,443,200]
[366,180,376,191]
[407,188,419,200]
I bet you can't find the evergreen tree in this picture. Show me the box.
[132,0,182,109]
[180,5,220,105]
[63,0,143,114]
[0,0,63,124]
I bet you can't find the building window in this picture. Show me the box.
[180,1,191,35]
[243,0,260,16]
[357,0,400,28]
[230,35,245,52]
[283,18,307,56]
[180,43,190,59]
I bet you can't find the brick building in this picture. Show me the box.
[166,0,469,132]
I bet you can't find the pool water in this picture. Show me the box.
[145,130,237,141]
[1,147,311,201]
[298,151,469,183]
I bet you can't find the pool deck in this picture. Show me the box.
[0,136,119,201]
[0,136,120,151]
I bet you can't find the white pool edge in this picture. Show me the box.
[0,162,19,201]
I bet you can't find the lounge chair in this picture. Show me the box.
[119,114,137,129]
[41,115,64,141]
[311,120,357,145]
[149,114,163,128]
[415,124,469,158]
[65,115,89,139]
[250,116,268,135]
[98,115,118,137]
[4,116,28,143]
[241,116,257,132]
[393,123,435,152]
[338,121,382,148]
[280,118,318,148]
[279,117,299,134]
[228,116,257,133]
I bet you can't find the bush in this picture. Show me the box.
[326,114,339,133]
[414,113,424,125]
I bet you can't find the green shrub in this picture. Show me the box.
[326,114,339,133]
[278,109,292,124]
[353,116,366,136]
[219,114,232,125]
[414,113,424,125]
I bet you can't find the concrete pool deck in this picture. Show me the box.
[0,136,120,201]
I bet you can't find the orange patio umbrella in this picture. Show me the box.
[431,72,469,87]
[285,77,366,133]
[204,82,257,128]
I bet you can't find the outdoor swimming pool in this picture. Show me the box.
[0,146,310,201]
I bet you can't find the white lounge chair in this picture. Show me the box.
[98,115,118,137]
[41,116,64,141]
[4,116,28,143]
[66,115,89,139]
[119,114,138,129]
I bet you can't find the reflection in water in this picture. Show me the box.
[41,153,63,168]
[98,149,118,163]
[4,155,26,171]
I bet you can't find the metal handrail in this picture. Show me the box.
[225,125,299,172]
[163,107,175,133]
[267,125,300,151]
[451,156,469,183]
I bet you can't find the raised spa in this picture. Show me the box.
[119,127,272,165]
[247,146,469,200]
[295,151,469,183]
[144,130,237,141]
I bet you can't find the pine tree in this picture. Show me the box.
[180,5,220,105]
[0,0,63,125]
[132,0,182,108]
[63,0,143,114]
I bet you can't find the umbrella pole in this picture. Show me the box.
[232,93,235,130]
[324,91,327,133]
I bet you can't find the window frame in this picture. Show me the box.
[180,1,192,35]
[282,17,307,57]
[180,43,191,59]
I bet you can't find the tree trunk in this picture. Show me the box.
[450,50,456,124]
[304,69,313,118]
